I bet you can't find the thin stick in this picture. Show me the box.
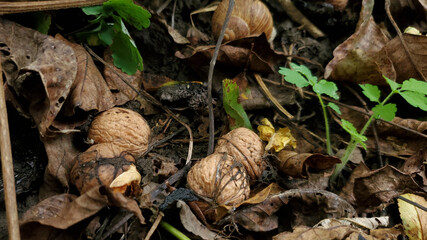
[385,0,426,82]
[0,0,106,15]
[144,212,164,240]
[207,0,235,155]
[0,58,21,239]
[277,0,325,38]
[85,46,193,164]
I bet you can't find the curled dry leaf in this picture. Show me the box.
[70,145,142,197]
[187,152,250,206]
[215,127,265,180]
[0,18,77,137]
[212,0,275,42]
[88,107,151,158]
[275,150,341,178]
[273,225,375,240]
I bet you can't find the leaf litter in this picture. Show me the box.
[0,0,426,239]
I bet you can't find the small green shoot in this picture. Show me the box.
[330,76,427,181]
[279,63,340,155]
[79,0,151,75]
[222,79,253,130]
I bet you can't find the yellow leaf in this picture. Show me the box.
[398,193,427,240]
[258,125,275,141]
[258,118,296,152]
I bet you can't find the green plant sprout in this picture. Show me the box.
[222,78,253,130]
[279,63,340,155]
[331,76,427,181]
[160,221,191,240]
[79,0,151,75]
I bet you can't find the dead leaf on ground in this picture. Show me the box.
[314,216,389,230]
[220,189,355,232]
[0,18,77,137]
[340,163,426,213]
[398,193,427,239]
[401,148,427,185]
[275,150,341,178]
[154,15,190,45]
[324,0,395,85]
[385,34,427,82]
[175,34,284,74]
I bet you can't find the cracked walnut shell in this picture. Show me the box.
[215,127,265,180]
[88,107,151,158]
[187,152,250,206]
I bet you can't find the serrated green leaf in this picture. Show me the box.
[279,67,310,88]
[400,91,427,111]
[384,75,401,92]
[341,120,367,149]
[222,79,252,130]
[360,84,381,103]
[82,6,104,15]
[372,103,397,121]
[104,0,151,30]
[111,31,143,74]
[328,102,341,115]
[401,78,427,94]
[313,80,339,99]
[290,63,318,84]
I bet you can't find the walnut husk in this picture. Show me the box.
[187,152,250,206]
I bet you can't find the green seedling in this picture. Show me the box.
[279,63,340,155]
[331,76,427,181]
[79,0,151,75]
[222,78,253,130]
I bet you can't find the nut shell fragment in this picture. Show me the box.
[187,153,250,206]
[215,128,265,180]
[88,107,151,158]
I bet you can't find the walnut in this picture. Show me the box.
[70,143,142,196]
[215,128,265,180]
[187,152,250,206]
[88,107,151,158]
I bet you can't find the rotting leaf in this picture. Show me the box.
[220,189,355,232]
[398,193,427,240]
[275,150,341,178]
[273,225,372,240]
[401,148,427,185]
[340,163,426,213]
[0,18,77,137]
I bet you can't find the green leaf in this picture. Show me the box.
[222,79,253,130]
[104,0,151,30]
[360,84,381,103]
[278,67,310,88]
[400,91,427,111]
[32,12,51,34]
[384,76,401,92]
[313,80,339,99]
[290,63,318,84]
[82,6,104,15]
[400,78,427,94]
[341,120,367,149]
[372,103,397,121]
[111,30,143,74]
[328,102,341,115]
[98,22,115,45]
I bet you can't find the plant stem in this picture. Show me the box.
[331,91,396,182]
[160,221,191,240]
[317,93,332,155]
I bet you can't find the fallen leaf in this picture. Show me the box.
[0,18,77,137]
[401,148,427,185]
[219,189,355,231]
[398,193,427,240]
[275,150,341,178]
[324,0,395,85]
[273,225,372,240]
[314,216,389,230]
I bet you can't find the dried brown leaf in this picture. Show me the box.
[275,150,341,178]
[273,225,373,240]
[0,18,77,137]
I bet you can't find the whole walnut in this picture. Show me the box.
[215,128,265,180]
[187,152,250,206]
[70,143,142,196]
[88,107,151,158]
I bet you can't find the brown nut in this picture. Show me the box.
[187,152,250,206]
[215,127,264,180]
[88,107,150,158]
[70,143,142,196]
[212,0,274,42]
